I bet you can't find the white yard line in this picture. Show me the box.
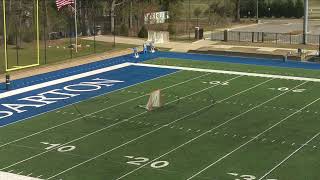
[132,63,320,82]
[258,132,320,180]
[0,63,132,99]
[47,77,273,179]
[0,71,210,148]
[0,171,42,180]
[187,91,320,180]
[115,82,307,180]
[1,75,242,173]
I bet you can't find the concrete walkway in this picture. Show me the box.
[83,36,146,46]
[83,35,215,53]
[83,35,318,56]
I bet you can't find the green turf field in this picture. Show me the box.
[1,58,320,180]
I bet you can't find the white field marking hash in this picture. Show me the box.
[258,132,320,180]
[2,76,242,173]
[115,82,307,180]
[48,79,273,179]
[187,88,320,180]
[0,71,211,149]
[46,75,262,179]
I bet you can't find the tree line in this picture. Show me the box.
[240,0,304,18]
[1,0,306,45]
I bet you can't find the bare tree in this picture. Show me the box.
[107,0,128,32]
[235,0,241,22]
[194,7,202,27]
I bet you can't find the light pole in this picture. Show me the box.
[113,14,117,48]
[256,0,259,22]
[303,0,309,44]
[92,1,96,53]
[188,0,191,40]
[107,14,116,48]
[114,16,116,48]
[15,8,23,66]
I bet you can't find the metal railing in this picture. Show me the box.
[211,31,320,45]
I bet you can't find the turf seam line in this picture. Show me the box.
[1,75,241,174]
[133,63,320,82]
[42,76,243,179]
[186,82,320,180]
[48,77,273,180]
[0,71,208,149]
[258,132,320,180]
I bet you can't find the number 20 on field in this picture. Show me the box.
[124,155,169,169]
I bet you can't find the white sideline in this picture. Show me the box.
[132,63,320,82]
[0,63,132,99]
[0,171,42,180]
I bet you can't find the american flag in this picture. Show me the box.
[56,0,74,11]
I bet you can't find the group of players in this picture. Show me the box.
[133,41,156,59]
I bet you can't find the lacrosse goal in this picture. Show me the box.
[145,89,163,111]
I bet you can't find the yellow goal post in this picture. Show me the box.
[2,0,40,72]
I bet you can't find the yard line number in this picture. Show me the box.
[202,81,230,86]
[124,155,169,169]
[40,142,76,152]
[268,87,306,93]
[228,172,278,180]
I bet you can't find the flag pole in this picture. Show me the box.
[3,0,8,71]
[74,0,78,53]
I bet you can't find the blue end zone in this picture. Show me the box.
[0,65,178,127]
[1,50,320,127]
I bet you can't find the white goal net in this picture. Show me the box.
[148,31,169,44]
[146,89,162,111]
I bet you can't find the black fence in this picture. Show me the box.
[211,31,320,45]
